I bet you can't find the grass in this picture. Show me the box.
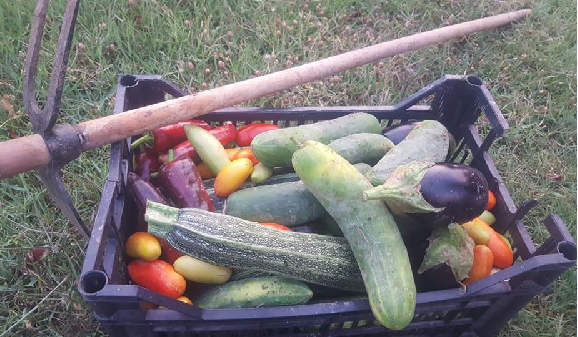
[0,0,575,336]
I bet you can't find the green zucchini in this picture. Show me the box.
[229,269,273,281]
[197,276,313,309]
[251,113,381,167]
[223,163,372,226]
[292,140,415,330]
[366,120,450,186]
[145,201,365,291]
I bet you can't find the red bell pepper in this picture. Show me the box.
[131,120,212,153]
[235,123,279,147]
[158,123,237,165]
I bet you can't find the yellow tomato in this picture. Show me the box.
[125,232,162,261]
[214,158,254,197]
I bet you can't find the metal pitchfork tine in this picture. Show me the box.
[23,0,90,239]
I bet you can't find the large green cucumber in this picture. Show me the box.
[292,140,415,330]
[145,201,365,291]
[252,113,381,167]
[197,276,313,309]
[223,163,371,226]
[366,120,450,186]
[327,133,393,166]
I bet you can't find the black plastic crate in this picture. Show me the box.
[79,74,576,337]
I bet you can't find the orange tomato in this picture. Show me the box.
[463,245,494,285]
[487,190,497,210]
[126,232,162,261]
[159,296,193,309]
[259,222,292,231]
[475,219,514,268]
[128,259,186,298]
[176,296,193,305]
[225,148,241,161]
[197,162,216,179]
[214,158,254,197]
[235,148,260,166]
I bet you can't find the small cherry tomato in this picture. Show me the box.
[214,158,254,197]
[487,190,497,210]
[159,295,193,309]
[259,222,292,231]
[125,232,162,261]
[197,162,216,179]
[235,148,260,166]
[236,123,280,147]
[463,245,494,285]
[128,259,186,298]
[177,296,193,305]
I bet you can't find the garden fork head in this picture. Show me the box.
[23,0,90,239]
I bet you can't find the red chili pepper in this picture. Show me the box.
[235,123,279,147]
[134,150,160,181]
[131,120,212,153]
[156,157,215,211]
[158,123,237,165]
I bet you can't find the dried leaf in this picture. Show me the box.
[26,247,49,265]
[418,223,475,282]
[1,94,16,118]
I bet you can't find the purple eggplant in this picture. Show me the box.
[156,158,215,211]
[127,172,168,232]
[382,121,420,145]
[364,162,488,228]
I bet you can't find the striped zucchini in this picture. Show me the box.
[145,201,365,292]
[292,140,416,330]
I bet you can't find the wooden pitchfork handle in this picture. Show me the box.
[0,9,531,179]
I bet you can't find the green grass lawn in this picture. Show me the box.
[0,0,575,336]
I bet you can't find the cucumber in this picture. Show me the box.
[327,133,393,166]
[292,140,415,330]
[223,163,372,226]
[366,120,450,186]
[252,113,381,167]
[145,201,365,291]
[197,276,313,309]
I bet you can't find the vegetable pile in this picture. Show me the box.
[124,114,514,330]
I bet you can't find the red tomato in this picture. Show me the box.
[157,237,185,265]
[487,190,497,210]
[128,259,186,298]
[235,123,280,147]
[235,148,260,166]
[475,219,514,268]
[259,222,292,231]
[463,245,494,285]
